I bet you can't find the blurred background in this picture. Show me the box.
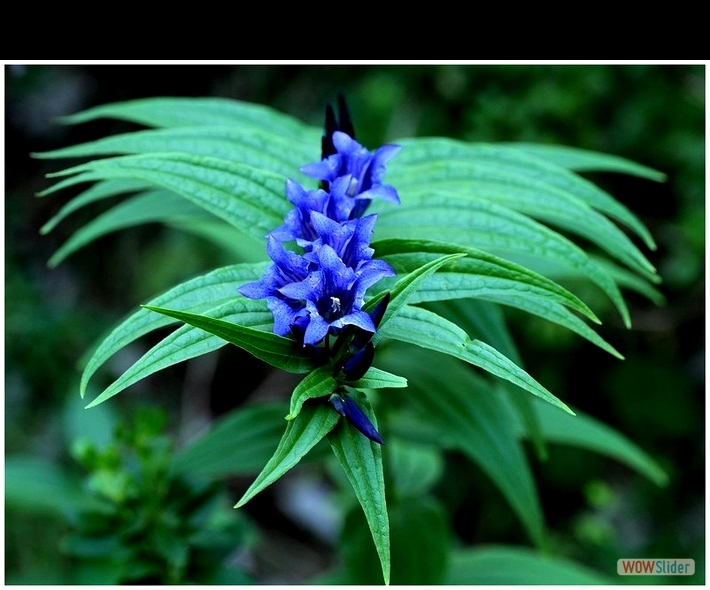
[5,63,704,583]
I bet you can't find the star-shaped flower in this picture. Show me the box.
[277,244,393,346]
[300,131,401,219]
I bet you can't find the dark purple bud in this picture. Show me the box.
[337,92,356,140]
[368,291,390,330]
[329,392,384,445]
[321,93,356,161]
[351,292,391,351]
[342,341,374,381]
[321,103,338,160]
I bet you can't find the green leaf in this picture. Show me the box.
[40,178,154,233]
[380,305,574,415]
[446,545,612,584]
[428,298,548,460]
[390,137,656,251]
[512,398,668,486]
[47,152,290,243]
[592,255,666,306]
[48,190,209,267]
[169,217,267,263]
[36,125,316,179]
[382,345,546,547]
[80,263,269,400]
[82,299,286,409]
[57,97,320,142]
[510,142,667,182]
[373,237,597,320]
[396,184,656,280]
[374,196,632,327]
[286,366,338,421]
[388,440,444,499]
[143,304,315,374]
[5,456,91,516]
[371,238,622,358]
[388,497,450,584]
[365,251,466,345]
[342,496,451,585]
[235,402,339,508]
[328,390,390,585]
[170,403,288,479]
[351,366,408,390]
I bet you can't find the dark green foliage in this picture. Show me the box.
[7,65,703,585]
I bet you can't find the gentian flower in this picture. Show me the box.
[300,131,402,219]
[238,236,311,338]
[278,244,393,346]
[238,95,400,444]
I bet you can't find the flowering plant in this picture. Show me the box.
[38,94,666,583]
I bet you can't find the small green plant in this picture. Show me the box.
[6,407,254,584]
[35,94,668,583]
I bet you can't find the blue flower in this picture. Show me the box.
[237,236,311,338]
[300,131,401,218]
[277,244,393,346]
[240,100,399,347]
[238,96,399,444]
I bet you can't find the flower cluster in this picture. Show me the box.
[238,97,400,444]
[239,99,400,356]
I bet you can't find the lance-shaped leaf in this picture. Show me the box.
[382,346,546,547]
[47,190,209,267]
[328,390,390,584]
[143,305,316,375]
[57,96,320,143]
[428,298,548,460]
[509,142,666,182]
[373,237,597,321]
[39,178,154,233]
[235,402,339,509]
[508,397,668,487]
[380,304,574,415]
[364,252,466,345]
[342,496,451,585]
[80,262,269,399]
[370,238,622,359]
[45,153,290,244]
[351,366,407,390]
[400,186,657,281]
[374,194,632,327]
[447,545,612,584]
[169,217,270,263]
[286,366,338,421]
[36,125,316,179]
[390,137,657,250]
[85,299,273,408]
[171,403,288,479]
